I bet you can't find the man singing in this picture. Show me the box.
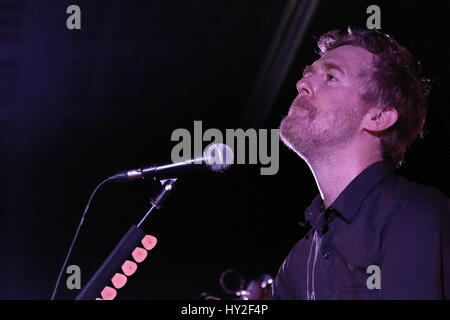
[270,27,449,299]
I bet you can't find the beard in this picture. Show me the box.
[279,95,364,161]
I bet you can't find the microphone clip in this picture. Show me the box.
[137,179,177,228]
[150,179,177,209]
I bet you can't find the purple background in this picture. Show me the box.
[0,0,448,299]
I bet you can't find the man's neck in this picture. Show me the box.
[305,149,382,208]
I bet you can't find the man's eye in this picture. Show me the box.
[327,73,337,81]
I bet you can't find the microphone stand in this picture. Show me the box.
[137,179,177,228]
[75,179,177,300]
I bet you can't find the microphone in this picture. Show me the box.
[110,143,234,182]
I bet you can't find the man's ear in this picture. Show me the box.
[363,106,398,133]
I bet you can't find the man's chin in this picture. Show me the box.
[279,118,302,152]
[279,116,316,160]
[278,117,291,145]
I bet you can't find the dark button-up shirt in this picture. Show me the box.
[270,160,450,299]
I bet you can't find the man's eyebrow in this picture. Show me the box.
[302,64,314,76]
[323,62,346,76]
[302,62,346,77]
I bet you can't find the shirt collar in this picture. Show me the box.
[304,160,394,231]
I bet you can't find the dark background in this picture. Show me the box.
[0,0,448,299]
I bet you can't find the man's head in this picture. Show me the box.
[279,27,429,167]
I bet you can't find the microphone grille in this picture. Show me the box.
[203,143,234,172]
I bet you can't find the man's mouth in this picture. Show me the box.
[288,95,318,119]
[290,96,313,112]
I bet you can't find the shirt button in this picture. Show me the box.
[323,251,330,259]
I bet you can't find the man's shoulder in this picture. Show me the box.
[374,174,449,226]
[381,175,448,209]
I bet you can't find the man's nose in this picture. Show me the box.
[296,78,313,96]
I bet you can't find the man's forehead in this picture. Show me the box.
[313,45,375,75]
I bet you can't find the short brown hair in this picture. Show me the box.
[317,27,430,167]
